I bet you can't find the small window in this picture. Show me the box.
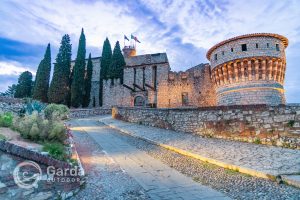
[276,44,280,51]
[256,43,258,48]
[222,51,224,55]
[231,48,233,52]
[214,54,217,61]
[182,92,189,106]
[241,44,247,51]
[267,43,269,48]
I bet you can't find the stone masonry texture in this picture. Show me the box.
[207,33,288,106]
[112,104,300,149]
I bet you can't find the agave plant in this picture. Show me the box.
[24,100,46,115]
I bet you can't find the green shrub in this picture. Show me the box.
[29,123,40,140]
[253,138,261,144]
[43,143,67,161]
[44,104,69,120]
[39,119,50,140]
[0,112,13,127]
[14,112,39,139]
[11,104,68,144]
[49,122,66,142]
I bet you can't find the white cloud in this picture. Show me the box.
[0,61,36,76]
[0,0,141,48]
[138,0,300,49]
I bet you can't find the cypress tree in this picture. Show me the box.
[14,71,33,98]
[82,53,93,107]
[100,38,112,80]
[109,41,125,82]
[32,43,51,102]
[99,38,112,106]
[71,28,86,108]
[48,34,72,105]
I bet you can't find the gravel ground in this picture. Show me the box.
[70,129,150,200]
[111,130,300,200]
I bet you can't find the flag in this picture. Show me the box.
[124,35,129,41]
[131,34,141,43]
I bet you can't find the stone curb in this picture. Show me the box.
[99,119,300,189]
[281,175,300,188]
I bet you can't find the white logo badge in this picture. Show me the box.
[13,161,42,189]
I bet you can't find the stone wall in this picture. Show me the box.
[0,97,25,114]
[157,64,216,107]
[102,53,170,107]
[102,78,132,107]
[217,80,285,105]
[0,140,83,199]
[113,105,300,148]
[69,108,111,118]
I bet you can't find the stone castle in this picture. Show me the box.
[72,33,288,108]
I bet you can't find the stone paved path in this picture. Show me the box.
[99,116,300,178]
[70,118,230,200]
[69,120,150,200]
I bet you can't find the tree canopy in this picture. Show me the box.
[71,28,86,108]
[48,34,72,105]
[108,41,125,82]
[82,53,93,107]
[15,71,33,98]
[32,43,51,102]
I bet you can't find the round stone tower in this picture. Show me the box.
[206,33,288,105]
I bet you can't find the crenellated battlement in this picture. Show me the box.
[167,64,211,85]
[103,78,122,87]
[157,63,216,107]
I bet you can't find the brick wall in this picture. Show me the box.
[113,105,300,148]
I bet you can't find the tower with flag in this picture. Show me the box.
[123,34,141,58]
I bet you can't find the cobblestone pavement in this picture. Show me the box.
[115,127,300,200]
[99,116,300,177]
[69,118,231,200]
[69,120,150,200]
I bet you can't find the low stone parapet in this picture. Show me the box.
[112,104,300,148]
[69,108,111,118]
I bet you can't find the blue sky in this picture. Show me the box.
[0,0,299,102]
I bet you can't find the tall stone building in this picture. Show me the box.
[207,33,288,105]
[73,33,288,108]
[102,45,216,108]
